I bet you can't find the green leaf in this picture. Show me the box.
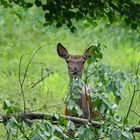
[70,26,76,33]
[131,23,137,30]
[26,3,33,8]
[56,22,62,28]
[32,134,42,140]
[53,125,63,133]
[50,136,59,140]
[35,0,42,7]
[67,120,75,131]
[3,100,11,109]
[54,113,59,119]
[121,130,134,139]
[123,117,128,125]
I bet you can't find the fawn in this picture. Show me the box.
[57,43,98,120]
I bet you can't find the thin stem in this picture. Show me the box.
[5,128,10,140]
[25,75,48,92]
[17,123,29,140]
[31,102,63,112]
[135,89,140,93]
[130,109,140,118]
[19,54,28,113]
[18,45,46,113]
[123,62,140,126]
[124,85,136,126]
[86,72,95,80]
[22,46,45,87]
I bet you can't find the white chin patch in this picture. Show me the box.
[75,77,79,80]
[72,76,79,80]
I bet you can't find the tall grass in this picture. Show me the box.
[0,5,140,139]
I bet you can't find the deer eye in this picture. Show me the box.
[82,59,86,64]
[66,60,69,63]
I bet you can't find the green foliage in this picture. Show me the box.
[3,100,21,115]
[74,123,97,140]
[1,0,140,31]
[103,118,134,140]
[87,40,106,63]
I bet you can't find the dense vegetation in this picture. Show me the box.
[1,0,140,32]
[0,3,140,139]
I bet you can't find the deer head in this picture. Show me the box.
[57,43,91,79]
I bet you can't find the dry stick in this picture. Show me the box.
[18,46,46,113]
[19,54,29,113]
[1,112,140,132]
[24,112,101,128]
[0,113,100,127]
[20,113,140,133]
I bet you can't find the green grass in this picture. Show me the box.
[0,5,140,139]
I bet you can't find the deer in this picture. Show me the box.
[57,43,98,120]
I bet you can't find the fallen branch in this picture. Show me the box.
[0,112,140,132]
[21,112,101,127]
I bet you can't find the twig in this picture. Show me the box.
[124,85,136,126]
[19,54,29,113]
[123,63,140,126]
[17,124,29,140]
[86,72,95,81]
[30,102,63,112]
[25,75,48,92]
[130,109,140,118]
[18,45,46,113]
[21,46,45,87]
[135,89,140,93]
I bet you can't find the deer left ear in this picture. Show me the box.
[82,47,92,60]
[57,43,69,59]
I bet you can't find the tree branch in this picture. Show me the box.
[0,112,140,132]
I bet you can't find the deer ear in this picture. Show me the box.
[82,47,92,60]
[57,43,69,59]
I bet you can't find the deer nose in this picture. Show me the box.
[73,68,79,75]
[74,68,78,71]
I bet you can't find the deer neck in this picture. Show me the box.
[68,77,90,118]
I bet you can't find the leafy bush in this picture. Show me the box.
[1,0,140,31]
[1,40,139,139]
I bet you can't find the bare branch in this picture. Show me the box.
[18,45,46,112]
[0,112,140,132]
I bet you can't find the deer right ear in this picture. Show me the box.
[82,47,92,60]
[57,43,69,59]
